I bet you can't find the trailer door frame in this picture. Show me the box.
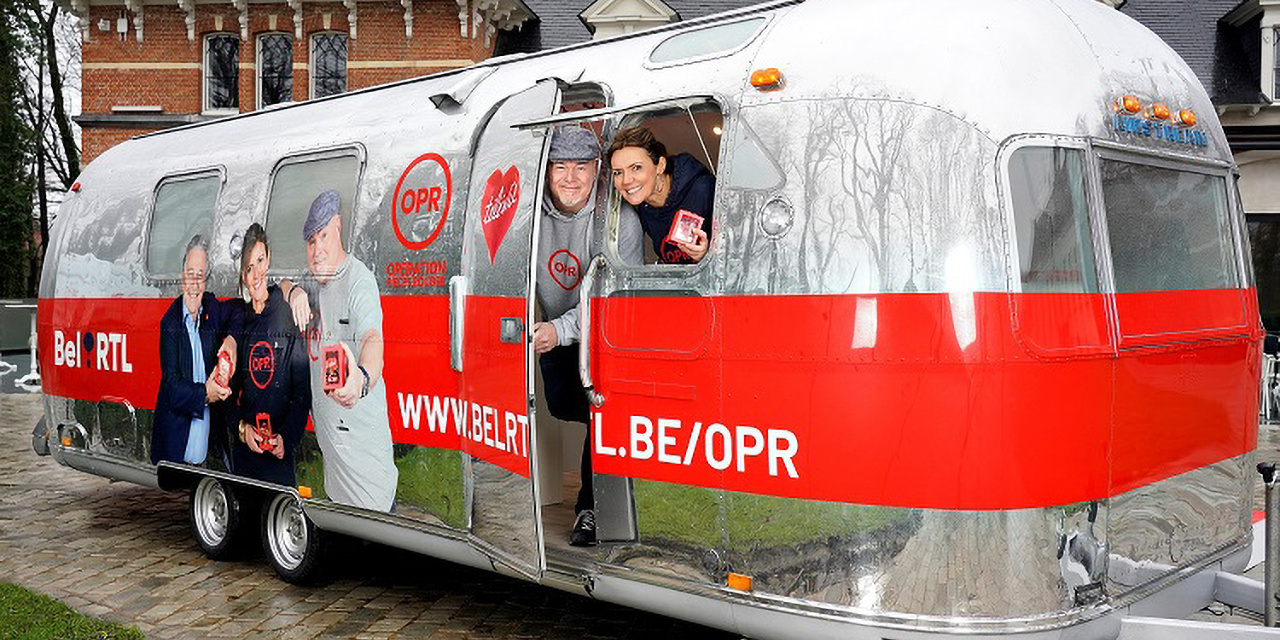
[457,78,561,580]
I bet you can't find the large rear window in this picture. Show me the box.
[1008,147,1097,293]
[1100,161,1236,293]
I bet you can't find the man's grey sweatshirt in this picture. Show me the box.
[535,190,644,346]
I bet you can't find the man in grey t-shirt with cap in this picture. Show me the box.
[533,126,643,546]
[290,190,399,512]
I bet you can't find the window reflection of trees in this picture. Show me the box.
[311,33,347,99]
[205,35,239,111]
[726,100,1001,296]
[259,34,293,107]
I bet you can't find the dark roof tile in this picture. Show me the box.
[1121,0,1266,104]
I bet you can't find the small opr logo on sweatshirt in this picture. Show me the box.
[548,249,581,290]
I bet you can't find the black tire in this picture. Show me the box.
[261,492,325,584]
[190,476,244,560]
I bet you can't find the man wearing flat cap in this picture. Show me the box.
[290,189,398,512]
[533,126,643,546]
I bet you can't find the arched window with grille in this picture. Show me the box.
[257,33,294,108]
[203,33,239,113]
[311,32,348,100]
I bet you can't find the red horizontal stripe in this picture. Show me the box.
[39,289,1262,509]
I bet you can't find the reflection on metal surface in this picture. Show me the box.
[469,459,539,572]
[850,296,876,349]
[592,482,1117,621]
[721,100,1001,297]
[389,445,467,530]
[757,197,793,239]
[1107,454,1251,595]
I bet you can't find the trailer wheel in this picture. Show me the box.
[261,492,324,584]
[190,476,243,560]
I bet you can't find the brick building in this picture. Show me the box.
[62,0,535,165]
[62,0,787,166]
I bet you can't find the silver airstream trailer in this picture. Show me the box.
[33,0,1267,637]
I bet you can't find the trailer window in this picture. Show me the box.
[609,100,723,266]
[648,17,766,66]
[265,152,361,272]
[1100,161,1236,293]
[1008,147,1097,293]
[147,172,221,275]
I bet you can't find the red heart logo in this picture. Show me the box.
[480,166,521,263]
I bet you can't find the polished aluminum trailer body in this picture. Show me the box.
[35,0,1263,637]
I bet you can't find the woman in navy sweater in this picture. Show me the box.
[228,223,310,487]
[607,126,715,264]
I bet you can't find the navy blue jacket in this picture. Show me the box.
[151,292,238,465]
[228,286,310,487]
[636,153,715,264]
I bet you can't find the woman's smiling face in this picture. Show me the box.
[611,146,666,206]
[243,241,270,305]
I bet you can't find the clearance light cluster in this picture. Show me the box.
[1114,94,1197,128]
[1110,93,1209,148]
[750,67,784,91]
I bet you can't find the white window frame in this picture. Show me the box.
[202,33,239,115]
[309,31,348,100]
[256,31,294,110]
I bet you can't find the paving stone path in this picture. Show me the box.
[0,394,736,640]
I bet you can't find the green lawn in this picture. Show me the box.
[295,442,467,529]
[394,446,466,529]
[0,583,142,640]
[633,480,905,552]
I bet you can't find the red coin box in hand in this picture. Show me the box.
[255,412,275,453]
[322,344,348,392]
[216,351,232,388]
[664,210,704,246]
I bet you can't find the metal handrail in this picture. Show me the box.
[578,256,606,407]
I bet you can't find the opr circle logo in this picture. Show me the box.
[249,340,276,390]
[548,249,581,290]
[392,153,452,251]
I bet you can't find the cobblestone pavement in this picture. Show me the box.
[0,394,737,640]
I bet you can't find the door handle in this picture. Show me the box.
[499,317,525,344]
[579,256,607,407]
[449,275,466,372]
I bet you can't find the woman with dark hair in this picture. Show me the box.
[227,222,310,486]
[607,125,715,264]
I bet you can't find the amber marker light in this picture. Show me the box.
[1151,103,1171,120]
[727,573,754,591]
[1121,95,1142,114]
[1178,109,1198,127]
[750,68,784,91]
[61,436,72,447]
[297,486,313,499]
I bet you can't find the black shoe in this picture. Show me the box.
[570,509,597,547]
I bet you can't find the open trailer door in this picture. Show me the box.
[457,79,560,579]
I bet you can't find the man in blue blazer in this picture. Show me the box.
[151,235,237,465]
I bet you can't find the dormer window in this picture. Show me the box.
[1223,0,1280,102]
[580,0,678,40]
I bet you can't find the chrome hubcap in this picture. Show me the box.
[194,478,228,546]
[267,495,307,571]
